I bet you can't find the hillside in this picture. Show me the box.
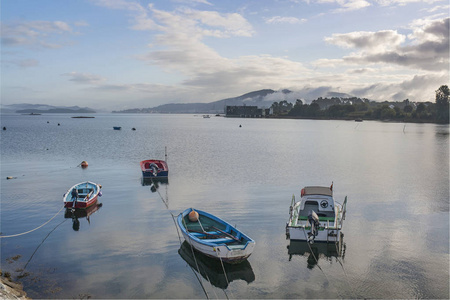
[113,89,290,114]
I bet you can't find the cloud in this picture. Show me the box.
[265,16,307,24]
[325,30,405,52]
[62,72,106,84]
[305,0,371,12]
[322,17,449,71]
[350,73,447,101]
[1,20,74,48]
[375,0,443,6]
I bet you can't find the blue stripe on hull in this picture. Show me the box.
[142,171,168,178]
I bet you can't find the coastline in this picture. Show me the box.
[0,273,30,300]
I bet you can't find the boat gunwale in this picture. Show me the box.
[177,208,255,250]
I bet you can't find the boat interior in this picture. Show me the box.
[182,214,248,246]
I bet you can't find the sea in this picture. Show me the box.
[1,113,449,299]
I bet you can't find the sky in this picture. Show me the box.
[1,0,449,111]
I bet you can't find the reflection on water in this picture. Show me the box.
[178,241,255,289]
[287,236,346,269]
[64,202,103,231]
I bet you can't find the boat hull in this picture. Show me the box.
[140,160,169,178]
[177,208,255,264]
[287,226,342,243]
[63,181,101,209]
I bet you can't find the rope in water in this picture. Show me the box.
[334,237,358,298]
[181,216,211,299]
[0,205,66,238]
[301,227,345,299]
[20,219,67,276]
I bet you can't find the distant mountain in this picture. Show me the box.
[1,104,96,114]
[113,89,291,114]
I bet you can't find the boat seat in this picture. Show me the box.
[202,238,233,244]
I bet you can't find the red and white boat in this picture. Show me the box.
[63,181,102,208]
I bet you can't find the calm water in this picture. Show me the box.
[1,114,448,299]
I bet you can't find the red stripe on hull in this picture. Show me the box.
[65,196,98,209]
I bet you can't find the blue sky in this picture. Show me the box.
[1,0,448,110]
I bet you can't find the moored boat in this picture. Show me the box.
[63,181,102,209]
[113,126,121,130]
[286,184,347,243]
[177,208,255,264]
[140,159,168,178]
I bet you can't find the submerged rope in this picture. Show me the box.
[301,227,345,299]
[21,219,67,275]
[0,205,65,238]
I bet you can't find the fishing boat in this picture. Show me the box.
[177,208,255,264]
[286,184,347,243]
[63,181,102,209]
[140,159,169,178]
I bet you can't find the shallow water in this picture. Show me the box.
[1,114,449,299]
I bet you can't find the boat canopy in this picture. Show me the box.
[302,186,332,197]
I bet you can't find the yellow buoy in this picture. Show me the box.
[188,210,199,222]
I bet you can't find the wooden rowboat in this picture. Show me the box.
[63,181,102,209]
[177,208,255,264]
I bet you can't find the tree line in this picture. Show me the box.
[270,85,449,124]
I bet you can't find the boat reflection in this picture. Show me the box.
[141,177,168,191]
[64,201,103,231]
[287,236,346,269]
[178,241,255,289]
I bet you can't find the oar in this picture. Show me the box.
[212,226,241,242]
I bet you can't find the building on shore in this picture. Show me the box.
[225,106,270,118]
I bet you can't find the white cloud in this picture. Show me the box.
[322,17,449,71]
[62,72,106,84]
[325,30,405,52]
[265,16,307,24]
[1,20,74,48]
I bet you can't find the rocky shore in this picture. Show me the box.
[0,272,29,300]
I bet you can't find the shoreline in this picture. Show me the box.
[0,273,30,300]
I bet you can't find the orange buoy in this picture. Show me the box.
[188,210,199,222]
[80,161,88,168]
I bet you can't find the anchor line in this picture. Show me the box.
[150,177,168,209]
[334,239,358,298]
[21,219,67,276]
[301,227,345,299]
[182,217,211,299]
[0,205,66,238]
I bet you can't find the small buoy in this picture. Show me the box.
[132,128,136,131]
[58,123,60,126]
[239,124,242,127]
[2,127,6,130]
[47,121,49,123]
[80,161,88,168]
[188,210,199,222]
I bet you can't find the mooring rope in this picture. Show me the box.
[0,205,66,238]
[301,227,345,299]
[182,215,211,299]
[20,218,67,275]
[334,238,358,298]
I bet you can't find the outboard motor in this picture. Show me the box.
[150,163,158,176]
[307,210,320,244]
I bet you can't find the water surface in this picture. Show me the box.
[1,114,448,298]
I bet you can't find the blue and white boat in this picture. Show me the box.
[177,208,255,264]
